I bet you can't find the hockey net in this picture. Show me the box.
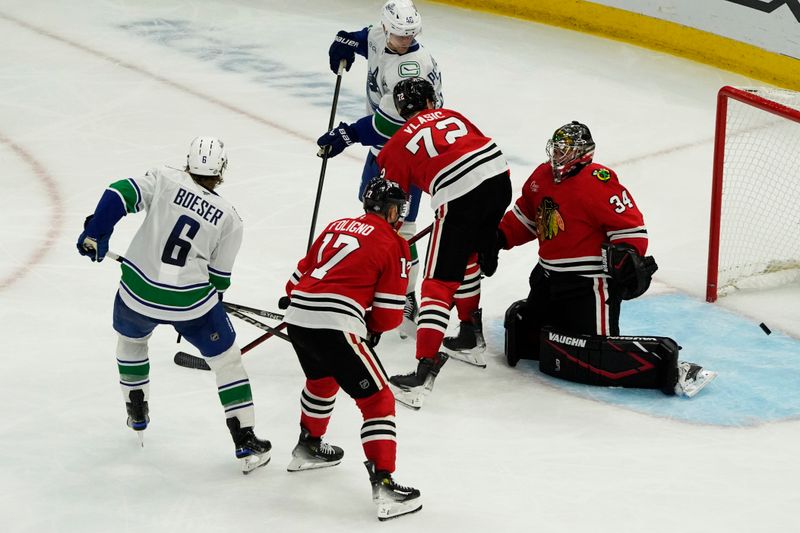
[706,86,800,302]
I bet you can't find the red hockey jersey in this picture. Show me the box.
[499,162,648,277]
[284,213,411,337]
[376,108,509,209]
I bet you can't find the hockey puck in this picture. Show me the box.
[759,322,772,335]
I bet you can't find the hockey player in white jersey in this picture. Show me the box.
[319,0,444,338]
[77,137,271,474]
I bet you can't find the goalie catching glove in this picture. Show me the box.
[601,243,657,300]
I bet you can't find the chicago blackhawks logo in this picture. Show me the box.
[593,168,611,182]
[536,197,565,241]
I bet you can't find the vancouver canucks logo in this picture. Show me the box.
[368,66,380,94]
[398,61,420,77]
[593,168,611,182]
[536,197,565,241]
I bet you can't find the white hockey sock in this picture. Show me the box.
[206,344,256,428]
[116,333,151,403]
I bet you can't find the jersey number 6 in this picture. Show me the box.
[162,215,200,267]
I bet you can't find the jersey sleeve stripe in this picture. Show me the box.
[373,108,404,140]
[607,227,648,240]
[512,204,537,234]
[108,178,141,213]
[208,266,232,277]
[209,272,231,292]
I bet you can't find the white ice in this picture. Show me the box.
[1,1,799,532]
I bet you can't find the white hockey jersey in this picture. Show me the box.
[365,25,442,155]
[108,166,243,321]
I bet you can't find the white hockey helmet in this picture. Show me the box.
[186,137,227,177]
[381,0,422,37]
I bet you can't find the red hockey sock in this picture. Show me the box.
[299,377,339,438]
[355,388,397,472]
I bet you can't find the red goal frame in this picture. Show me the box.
[706,86,800,302]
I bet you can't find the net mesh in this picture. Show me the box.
[717,88,800,296]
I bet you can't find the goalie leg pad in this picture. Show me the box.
[538,328,679,395]
[504,299,538,366]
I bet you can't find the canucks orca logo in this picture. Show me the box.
[535,197,565,240]
[368,66,380,94]
[593,168,611,182]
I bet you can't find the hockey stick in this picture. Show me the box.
[106,253,288,362]
[226,307,291,342]
[406,223,432,246]
[173,312,290,371]
[231,224,433,352]
[173,223,434,371]
[222,301,284,321]
[307,59,347,252]
[173,322,288,371]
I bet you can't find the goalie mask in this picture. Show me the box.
[186,137,228,178]
[545,121,595,182]
[393,77,436,120]
[381,0,422,38]
[363,175,409,224]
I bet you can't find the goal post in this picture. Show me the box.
[706,86,800,302]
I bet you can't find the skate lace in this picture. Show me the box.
[403,294,418,319]
[384,475,412,492]
[318,441,336,455]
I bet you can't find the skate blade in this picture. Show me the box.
[377,500,423,521]
[681,370,718,398]
[286,457,342,472]
[389,383,425,410]
[397,318,417,340]
[241,452,271,475]
[444,348,487,368]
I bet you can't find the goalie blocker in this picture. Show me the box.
[505,300,679,395]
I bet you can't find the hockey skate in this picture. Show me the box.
[365,461,422,521]
[126,389,149,447]
[287,426,344,472]
[388,352,449,410]
[442,308,487,368]
[398,292,418,340]
[675,361,717,398]
[227,418,272,474]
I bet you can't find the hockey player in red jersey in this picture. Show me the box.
[489,121,716,397]
[376,77,512,408]
[282,177,422,521]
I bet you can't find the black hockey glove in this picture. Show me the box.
[317,122,359,159]
[365,331,381,349]
[278,296,291,310]
[478,230,507,277]
[328,30,359,74]
[76,214,111,262]
[601,243,658,300]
